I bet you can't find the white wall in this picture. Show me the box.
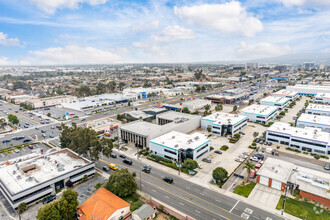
[109,206,130,220]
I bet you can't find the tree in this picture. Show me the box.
[183,159,198,170]
[233,105,238,112]
[146,118,152,123]
[58,188,79,220]
[201,85,206,92]
[279,111,285,116]
[106,169,137,197]
[8,114,19,124]
[207,127,211,132]
[18,202,27,216]
[47,113,51,117]
[233,133,240,139]
[119,82,125,91]
[212,167,228,183]
[215,103,223,111]
[195,86,201,92]
[248,99,254,105]
[242,160,256,182]
[96,82,106,95]
[253,132,259,138]
[182,107,190,114]
[36,202,61,220]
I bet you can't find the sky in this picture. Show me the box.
[0,0,329,65]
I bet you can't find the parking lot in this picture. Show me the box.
[0,143,52,162]
[34,106,85,121]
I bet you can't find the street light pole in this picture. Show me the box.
[281,183,289,215]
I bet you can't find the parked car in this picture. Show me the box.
[49,135,54,138]
[28,145,34,149]
[243,152,249,156]
[214,150,222,154]
[239,131,245,135]
[123,159,133,165]
[250,156,259,162]
[142,165,151,173]
[24,125,29,128]
[81,118,86,122]
[163,177,173,184]
[119,154,126,158]
[235,158,244,162]
[14,149,20,153]
[51,126,55,129]
[254,153,265,160]
[35,127,39,130]
[43,195,56,204]
[250,170,256,178]
[255,163,263,168]
[239,154,247,159]
[202,158,211,163]
[197,164,203,169]
[267,142,272,146]
[41,129,46,133]
[103,166,110,171]
[111,153,117,158]
[324,164,330,170]
[2,140,11,143]
[23,139,31,143]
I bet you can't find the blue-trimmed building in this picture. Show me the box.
[305,104,330,116]
[149,131,210,161]
[201,112,248,136]
[241,104,278,124]
[297,113,330,133]
[259,96,290,110]
[286,85,330,96]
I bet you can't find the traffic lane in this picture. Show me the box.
[233,201,283,220]
[96,160,240,220]
[97,158,242,219]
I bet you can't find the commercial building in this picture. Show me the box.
[286,85,330,96]
[85,117,120,134]
[141,107,167,117]
[132,204,156,220]
[266,122,330,155]
[149,131,210,161]
[271,89,298,100]
[120,112,201,148]
[259,96,290,110]
[0,149,95,209]
[240,104,278,124]
[305,104,330,116]
[314,93,330,104]
[78,188,130,220]
[201,112,248,136]
[124,111,154,121]
[204,93,249,104]
[296,114,330,133]
[62,99,115,113]
[26,95,77,109]
[181,98,212,112]
[257,158,330,207]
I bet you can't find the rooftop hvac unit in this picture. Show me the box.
[195,136,199,140]
[12,170,16,175]
[17,175,21,180]
[175,144,179,148]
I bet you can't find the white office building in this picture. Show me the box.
[0,149,95,209]
[149,131,210,161]
[240,104,278,124]
[286,85,330,96]
[271,89,298,100]
[201,112,248,136]
[296,114,330,133]
[266,122,330,155]
[305,104,330,116]
[259,96,290,110]
[181,98,212,112]
[314,93,330,104]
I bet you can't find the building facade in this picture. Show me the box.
[259,96,290,110]
[286,85,330,96]
[271,89,298,100]
[305,104,330,116]
[296,114,330,133]
[314,93,330,104]
[240,104,278,124]
[27,95,77,109]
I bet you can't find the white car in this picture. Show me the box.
[239,154,247,159]
[250,156,259,162]
[14,149,20,153]
[235,158,244,162]
[198,164,203,169]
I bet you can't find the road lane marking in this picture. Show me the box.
[195,210,201,214]
[164,196,170,199]
[99,158,240,217]
[10,111,41,125]
[230,201,239,212]
[179,202,184,206]
[216,200,222,203]
[152,189,156,192]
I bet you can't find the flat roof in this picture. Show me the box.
[241,104,278,116]
[62,99,113,109]
[257,157,295,183]
[182,98,211,106]
[271,89,298,96]
[142,107,166,113]
[120,121,165,137]
[260,96,290,105]
[126,111,153,119]
[157,111,201,121]
[306,104,330,112]
[150,131,209,151]
[315,92,330,99]
[0,149,91,194]
[202,112,247,126]
[267,122,330,144]
[297,113,330,127]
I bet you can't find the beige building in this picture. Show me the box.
[26,95,77,109]
[86,117,121,134]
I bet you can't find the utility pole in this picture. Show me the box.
[281,183,289,215]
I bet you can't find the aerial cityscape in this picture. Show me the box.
[0,0,329,220]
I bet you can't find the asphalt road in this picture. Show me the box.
[97,155,283,220]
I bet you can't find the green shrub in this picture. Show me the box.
[252,142,257,147]
[314,155,320,160]
[220,145,229,151]
[276,146,280,149]
[320,155,329,159]
[248,145,256,149]
[303,152,308,155]
[210,147,214,151]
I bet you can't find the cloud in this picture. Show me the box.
[174,1,263,37]
[27,45,121,64]
[275,0,330,7]
[131,20,159,32]
[236,41,292,58]
[132,42,167,56]
[28,0,108,14]
[151,25,194,43]
[0,32,20,47]
[0,57,30,66]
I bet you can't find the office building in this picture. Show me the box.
[26,95,77,109]
[124,111,154,121]
[305,104,330,116]
[296,114,330,133]
[271,89,298,100]
[149,131,210,161]
[259,96,290,110]
[314,93,330,104]
[240,104,278,124]
[0,149,95,209]
[266,122,329,155]
[201,112,248,136]
[181,98,212,112]
[286,85,330,96]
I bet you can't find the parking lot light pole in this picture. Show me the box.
[281,183,289,215]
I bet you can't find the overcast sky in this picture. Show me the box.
[0,0,329,65]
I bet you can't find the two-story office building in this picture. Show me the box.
[296,114,330,133]
[240,104,278,124]
[271,89,298,100]
[305,104,330,116]
[201,112,248,136]
[0,149,95,209]
[266,122,330,155]
[149,131,210,161]
[259,96,290,110]
[314,93,330,104]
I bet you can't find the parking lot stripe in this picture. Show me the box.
[230,200,239,212]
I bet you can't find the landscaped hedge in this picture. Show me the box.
[285,147,301,153]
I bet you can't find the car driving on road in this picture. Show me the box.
[163,177,173,184]
[123,159,133,165]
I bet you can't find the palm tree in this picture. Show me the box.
[243,160,256,182]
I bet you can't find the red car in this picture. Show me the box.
[28,145,34,149]
[255,163,263,168]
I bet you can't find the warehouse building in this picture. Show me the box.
[240,104,278,124]
[26,95,77,109]
[305,104,330,116]
[181,98,211,112]
[259,96,290,110]
[314,93,330,104]
[124,111,154,121]
[61,99,115,113]
[0,149,95,209]
[296,114,330,133]
[266,122,330,155]
[201,112,248,136]
[149,131,210,161]
[271,89,298,100]
[286,85,330,96]
[257,158,330,207]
